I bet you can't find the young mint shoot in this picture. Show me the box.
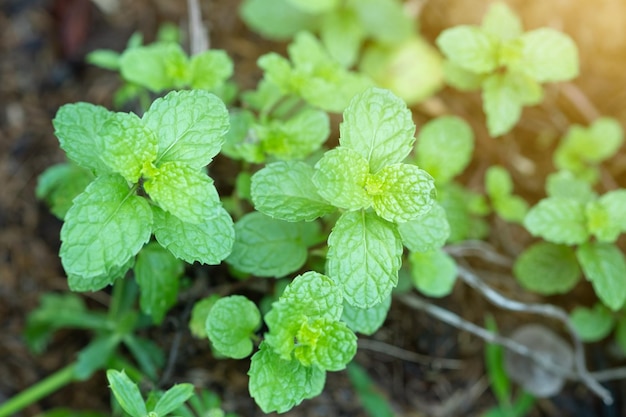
[53,90,234,291]
[252,87,436,308]
[205,295,261,359]
[436,2,579,136]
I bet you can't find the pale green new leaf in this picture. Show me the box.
[106,370,147,417]
[36,163,95,219]
[416,116,474,184]
[570,304,615,342]
[240,0,320,40]
[135,242,184,324]
[557,118,624,167]
[370,164,436,223]
[261,107,330,160]
[436,26,498,74]
[152,383,195,416]
[513,242,581,295]
[485,166,513,198]
[52,103,112,175]
[119,42,189,92]
[341,295,391,335]
[442,61,486,91]
[598,190,626,232]
[294,319,357,371]
[340,87,415,173]
[320,8,365,67]
[517,28,579,83]
[545,170,596,202]
[482,73,523,137]
[144,90,230,169]
[439,183,489,242]
[524,198,588,245]
[189,49,233,90]
[481,2,523,40]
[144,162,222,224]
[97,112,157,183]
[206,295,261,359]
[252,160,335,221]
[577,242,626,311]
[227,212,319,277]
[248,342,326,414]
[409,249,457,298]
[586,201,618,243]
[352,0,414,44]
[327,211,403,308]
[152,206,234,265]
[398,202,450,252]
[60,174,151,282]
[312,147,371,210]
[280,271,344,320]
[86,49,120,70]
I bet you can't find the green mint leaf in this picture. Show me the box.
[570,304,615,342]
[442,61,486,91]
[327,211,403,308]
[52,102,112,174]
[513,242,581,295]
[320,8,365,67]
[152,206,234,265]
[144,90,230,169]
[596,190,626,237]
[545,170,596,202]
[106,370,147,417]
[516,28,578,83]
[227,212,320,277]
[189,49,233,90]
[416,116,474,184]
[341,295,391,335]
[485,166,514,198]
[409,249,457,298]
[97,112,157,183]
[86,49,121,70]
[67,258,133,292]
[206,295,261,359]
[144,162,221,224]
[221,110,262,163]
[398,202,450,252]
[135,242,184,324]
[76,334,120,380]
[493,195,529,223]
[369,163,436,223]
[439,183,489,242]
[265,272,344,359]
[152,383,195,416]
[354,0,414,44]
[287,0,338,13]
[260,107,330,160]
[240,0,319,40]
[436,26,498,74]
[482,73,523,137]
[312,147,371,210]
[480,2,522,40]
[36,163,95,219]
[294,319,357,371]
[523,197,588,245]
[556,118,624,171]
[252,160,335,221]
[119,42,189,92]
[189,295,220,339]
[60,175,151,284]
[248,342,325,414]
[577,242,626,311]
[340,87,415,173]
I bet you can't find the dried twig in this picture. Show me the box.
[455,266,612,404]
[357,338,465,369]
[187,0,209,55]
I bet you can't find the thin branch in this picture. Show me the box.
[187,0,209,55]
[445,241,513,268]
[357,338,465,369]
[455,266,612,404]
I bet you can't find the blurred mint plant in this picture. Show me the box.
[436,2,579,136]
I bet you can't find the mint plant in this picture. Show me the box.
[436,2,579,136]
[46,89,234,292]
[252,87,437,308]
[87,27,234,108]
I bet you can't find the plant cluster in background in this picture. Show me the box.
[5,1,626,417]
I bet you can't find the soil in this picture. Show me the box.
[1,1,625,416]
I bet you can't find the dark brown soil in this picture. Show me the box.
[1,1,625,416]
